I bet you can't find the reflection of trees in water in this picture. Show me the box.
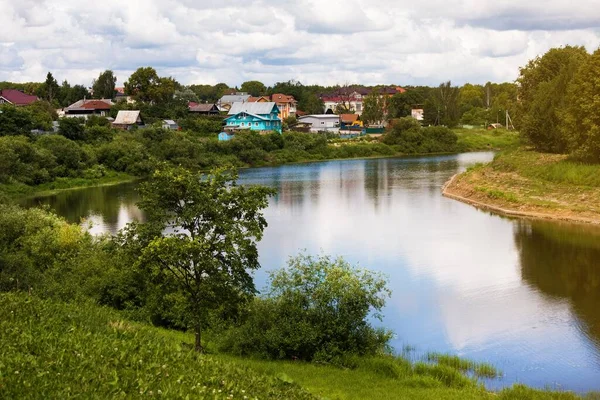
[22,182,142,225]
[515,221,600,347]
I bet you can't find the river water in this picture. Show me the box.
[22,152,600,393]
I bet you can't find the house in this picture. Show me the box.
[321,86,405,116]
[162,119,179,130]
[297,114,340,133]
[218,131,235,141]
[247,93,297,120]
[113,110,143,130]
[224,102,282,133]
[340,114,362,129]
[188,102,220,115]
[0,89,38,106]
[64,99,113,119]
[217,92,251,112]
[114,87,135,104]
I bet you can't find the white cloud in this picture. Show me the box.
[0,0,599,87]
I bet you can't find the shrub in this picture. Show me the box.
[218,253,392,362]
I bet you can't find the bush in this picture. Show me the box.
[218,253,392,362]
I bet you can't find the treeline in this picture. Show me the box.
[516,46,600,162]
[3,66,518,127]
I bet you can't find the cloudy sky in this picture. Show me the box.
[1,0,599,88]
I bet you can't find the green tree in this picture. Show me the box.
[38,72,60,103]
[58,117,86,141]
[388,88,428,119]
[219,253,392,361]
[137,166,275,352]
[302,94,325,114]
[92,70,117,99]
[240,80,266,97]
[561,48,600,162]
[517,46,589,152]
[433,81,460,127]
[361,89,385,125]
[124,67,160,102]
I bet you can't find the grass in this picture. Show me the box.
[0,172,136,199]
[454,128,521,152]
[0,293,595,399]
[446,148,600,222]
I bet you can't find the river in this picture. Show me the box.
[21,152,600,393]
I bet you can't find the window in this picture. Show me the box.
[255,122,259,126]
[241,122,245,126]
[321,121,325,125]
[356,103,362,112]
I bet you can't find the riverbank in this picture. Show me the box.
[443,149,600,224]
[0,172,137,200]
[1,129,518,201]
[1,293,590,400]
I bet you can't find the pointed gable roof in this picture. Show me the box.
[0,89,38,106]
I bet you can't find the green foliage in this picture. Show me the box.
[136,166,275,351]
[218,253,392,362]
[0,293,317,399]
[362,89,385,125]
[383,117,458,153]
[561,48,600,162]
[240,80,267,96]
[0,136,54,185]
[58,117,86,141]
[517,46,589,153]
[92,70,117,99]
[424,81,460,127]
[388,87,430,118]
[0,103,52,135]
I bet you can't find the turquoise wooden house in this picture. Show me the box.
[224,102,282,133]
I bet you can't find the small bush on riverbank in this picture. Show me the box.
[216,254,393,363]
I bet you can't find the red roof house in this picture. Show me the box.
[0,89,38,106]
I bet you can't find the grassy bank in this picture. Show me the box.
[0,293,591,399]
[454,128,520,152]
[444,148,600,224]
[0,171,136,200]
[0,129,518,201]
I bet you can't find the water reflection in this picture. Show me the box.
[20,182,143,235]
[516,221,600,350]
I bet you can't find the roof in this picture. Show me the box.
[340,114,359,123]
[271,93,296,104]
[247,96,270,103]
[163,119,177,125]
[113,110,141,125]
[220,94,251,103]
[66,99,113,111]
[228,102,278,116]
[115,87,125,94]
[225,112,270,122]
[298,114,340,120]
[0,89,38,106]
[188,102,218,112]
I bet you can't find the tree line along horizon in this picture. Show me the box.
[2,65,517,127]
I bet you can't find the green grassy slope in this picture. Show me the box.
[1,293,590,399]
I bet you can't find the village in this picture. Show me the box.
[0,84,425,140]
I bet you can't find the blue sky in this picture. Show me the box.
[1,0,599,87]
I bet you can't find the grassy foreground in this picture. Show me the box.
[444,148,600,224]
[454,128,520,152]
[0,293,592,399]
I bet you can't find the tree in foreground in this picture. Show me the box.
[137,165,275,352]
[219,253,392,362]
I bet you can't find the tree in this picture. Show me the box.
[435,81,460,127]
[388,88,428,119]
[517,46,589,153]
[92,70,117,99]
[361,89,385,125]
[137,166,276,352]
[37,72,60,103]
[303,93,325,114]
[240,80,266,97]
[124,67,160,102]
[561,48,600,162]
[58,117,86,141]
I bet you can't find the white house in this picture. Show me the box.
[298,114,340,133]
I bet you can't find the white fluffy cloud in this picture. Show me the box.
[0,0,599,87]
